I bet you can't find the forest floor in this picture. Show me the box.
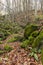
[0,41,42,65]
[0,13,43,65]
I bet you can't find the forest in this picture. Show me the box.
[0,0,43,65]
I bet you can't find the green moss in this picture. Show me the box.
[24,24,39,38]
[21,36,34,48]
[31,31,39,38]
[28,36,34,45]
[32,30,43,48]
[21,40,29,48]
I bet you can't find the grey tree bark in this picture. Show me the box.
[40,0,43,14]
[34,0,37,17]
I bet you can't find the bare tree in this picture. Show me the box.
[5,0,11,21]
[34,0,37,17]
[0,0,4,15]
[40,0,43,14]
[27,0,30,11]
[22,0,25,12]
[18,0,22,12]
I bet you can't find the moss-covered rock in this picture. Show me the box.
[28,36,34,45]
[32,30,43,48]
[21,36,34,48]
[24,24,39,38]
[31,31,39,38]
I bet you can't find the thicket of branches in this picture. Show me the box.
[0,0,43,22]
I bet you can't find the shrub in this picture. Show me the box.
[4,44,13,52]
[31,31,39,38]
[7,34,23,43]
[32,30,43,48]
[7,37,18,43]
[0,21,23,40]
[29,48,38,61]
[0,27,11,40]
[24,24,39,38]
